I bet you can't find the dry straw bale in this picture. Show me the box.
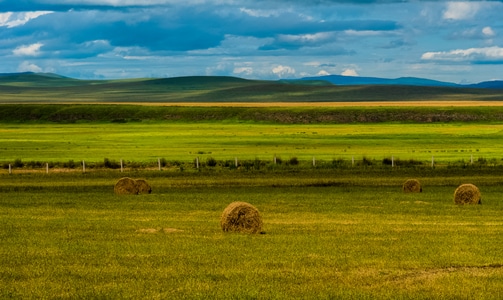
[135,179,152,194]
[454,183,481,205]
[221,201,263,234]
[114,177,139,195]
[403,179,422,193]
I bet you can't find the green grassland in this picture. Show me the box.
[2,74,503,298]
[1,73,503,103]
[1,171,502,299]
[2,119,503,166]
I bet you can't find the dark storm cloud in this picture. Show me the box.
[5,0,502,13]
[1,3,400,54]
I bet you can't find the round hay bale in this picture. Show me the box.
[220,201,263,234]
[454,183,481,205]
[114,177,139,195]
[135,179,152,194]
[403,179,422,193]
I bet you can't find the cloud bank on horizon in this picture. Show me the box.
[1,0,502,83]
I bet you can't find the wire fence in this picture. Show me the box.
[1,154,499,175]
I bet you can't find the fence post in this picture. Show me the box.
[196,157,199,169]
[8,164,11,174]
[158,158,161,171]
[431,156,434,168]
[46,163,49,174]
[235,157,238,168]
[82,160,86,173]
[352,156,354,167]
[312,156,316,167]
[120,159,124,172]
[471,155,473,165]
[392,156,394,168]
[274,155,277,164]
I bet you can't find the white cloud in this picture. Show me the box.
[443,2,480,20]
[0,11,53,28]
[239,8,280,18]
[0,12,13,26]
[272,65,295,78]
[282,32,331,42]
[233,67,254,76]
[341,68,359,76]
[18,61,43,73]
[344,30,386,37]
[317,70,330,76]
[421,46,503,62]
[13,43,44,57]
[452,27,497,40]
[482,26,495,37]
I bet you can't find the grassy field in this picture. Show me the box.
[1,74,503,298]
[2,121,503,167]
[1,116,503,298]
[1,170,502,299]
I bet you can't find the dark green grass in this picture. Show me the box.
[1,171,502,298]
[2,104,503,124]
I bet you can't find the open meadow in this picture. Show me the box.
[1,106,503,298]
[1,170,503,299]
[2,115,503,166]
[1,75,503,298]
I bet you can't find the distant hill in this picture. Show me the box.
[467,81,503,89]
[0,72,101,87]
[0,72,502,103]
[300,75,462,87]
[301,74,503,90]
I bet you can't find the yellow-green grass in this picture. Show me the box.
[0,172,502,299]
[1,122,503,165]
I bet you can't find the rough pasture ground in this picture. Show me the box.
[0,171,502,299]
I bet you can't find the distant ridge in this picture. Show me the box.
[467,80,503,89]
[0,72,67,78]
[0,72,502,89]
[0,72,89,87]
[300,74,503,89]
[0,72,31,77]
[300,75,460,87]
[0,72,502,104]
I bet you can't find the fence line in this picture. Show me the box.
[1,154,492,175]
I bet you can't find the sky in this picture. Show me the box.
[0,0,502,83]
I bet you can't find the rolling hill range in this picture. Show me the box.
[300,74,503,89]
[0,72,502,103]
